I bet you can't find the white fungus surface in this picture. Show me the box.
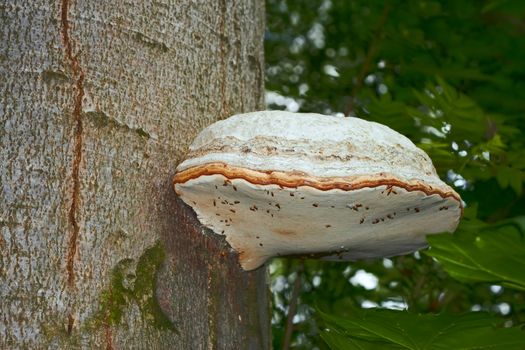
[174,111,462,270]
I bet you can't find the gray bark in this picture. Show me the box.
[0,0,268,348]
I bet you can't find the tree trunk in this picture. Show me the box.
[0,1,268,348]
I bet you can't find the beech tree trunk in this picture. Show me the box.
[0,1,268,348]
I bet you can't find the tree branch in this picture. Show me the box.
[345,2,391,115]
[282,262,304,350]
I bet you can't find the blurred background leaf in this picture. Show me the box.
[265,0,525,348]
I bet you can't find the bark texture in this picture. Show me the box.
[0,0,268,348]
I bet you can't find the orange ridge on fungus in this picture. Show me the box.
[173,162,462,204]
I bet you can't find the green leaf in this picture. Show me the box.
[319,308,525,350]
[496,168,510,189]
[508,168,523,195]
[321,328,377,350]
[482,0,509,13]
[426,217,525,290]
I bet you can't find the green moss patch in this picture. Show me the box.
[94,242,176,332]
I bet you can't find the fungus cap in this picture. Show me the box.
[173,111,462,270]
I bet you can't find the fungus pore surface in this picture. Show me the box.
[173,111,462,270]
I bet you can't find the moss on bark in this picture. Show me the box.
[93,242,176,332]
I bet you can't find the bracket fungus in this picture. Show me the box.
[173,111,462,270]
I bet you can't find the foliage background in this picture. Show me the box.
[265,0,525,348]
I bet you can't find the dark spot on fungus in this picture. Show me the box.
[233,185,237,191]
[331,205,335,208]
[256,236,260,239]
[365,206,369,210]
[213,200,216,207]
[275,203,281,209]
[215,213,220,216]
[386,186,398,195]
[289,193,294,197]
[234,200,240,204]
[325,225,331,228]
[372,219,380,224]
[360,218,364,224]
[259,243,263,247]
[215,185,218,189]
[300,197,305,199]
[312,203,319,207]
[439,206,449,211]
[266,210,270,214]
[415,207,420,213]
[230,209,236,213]
[274,228,296,235]
[271,192,274,197]
[387,214,393,219]
[347,203,362,211]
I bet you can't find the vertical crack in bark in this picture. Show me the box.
[105,322,114,350]
[219,0,229,117]
[67,314,75,335]
[206,267,218,349]
[104,288,115,350]
[61,0,85,289]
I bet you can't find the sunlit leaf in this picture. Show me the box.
[426,217,525,290]
[320,308,525,350]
